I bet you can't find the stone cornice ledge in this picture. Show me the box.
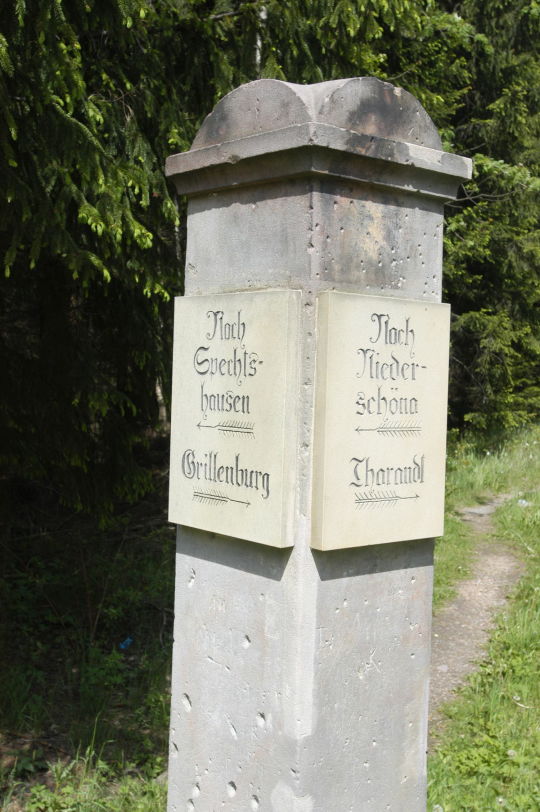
[166,122,472,201]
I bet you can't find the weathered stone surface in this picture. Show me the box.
[169,289,300,547]
[183,76,443,151]
[312,291,450,550]
[166,78,471,198]
[167,78,468,811]
[169,531,432,810]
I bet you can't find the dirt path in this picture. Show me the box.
[428,495,524,747]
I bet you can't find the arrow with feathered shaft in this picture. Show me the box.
[354,490,419,507]
[197,420,254,437]
[193,489,250,507]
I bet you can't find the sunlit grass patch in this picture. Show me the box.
[444,425,540,511]
[433,424,540,610]
[2,748,167,811]
[433,513,475,610]
[428,475,540,811]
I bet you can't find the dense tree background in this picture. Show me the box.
[0,0,538,788]
[1,0,538,514]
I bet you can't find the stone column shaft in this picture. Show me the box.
[166,78,471,812]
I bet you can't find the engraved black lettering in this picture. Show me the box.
[369,313,416,357]
[182,448,270,500]
[206,309,246,343]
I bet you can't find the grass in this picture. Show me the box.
[4,750,167,811]
[1,427,538,810]
[433,511,475,611]
[433,425,540,609]
[428,426,540,811]
[0,461,175,810]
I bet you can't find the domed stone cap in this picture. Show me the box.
[166,77,472,198]
[192,77,442,151]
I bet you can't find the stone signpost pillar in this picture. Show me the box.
[166,78,471,811]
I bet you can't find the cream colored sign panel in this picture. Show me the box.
[169,290,300,547]
[312,291,450,550]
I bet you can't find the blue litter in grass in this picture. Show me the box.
[119,636,133,650]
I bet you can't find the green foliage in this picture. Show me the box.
[0,477,173,808]
[22,751,167,811]
[429,485,540,810]
[435,424,540,609]
[0,480,174,763]
[429,425,540,810]
[255,0,426,82]
[433,512,473,610]
[1,1,538,513]
[442,1,540,432]
[0,0,187,514]
[444,423,540,505]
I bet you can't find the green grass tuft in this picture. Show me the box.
[22,750,167,811]
[433,425,540,610]
[428,427,540,811]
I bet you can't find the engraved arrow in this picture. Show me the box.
[355,421,422,437]
[354,490,419,507]
[193,489,251,507]
[197,420,254,437]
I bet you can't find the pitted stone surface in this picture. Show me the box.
[167,77,470,812]
[191,77,442,150]
[166,78,472,198]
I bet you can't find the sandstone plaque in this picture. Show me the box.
[312,291,450,550]
[169,289,300,547]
